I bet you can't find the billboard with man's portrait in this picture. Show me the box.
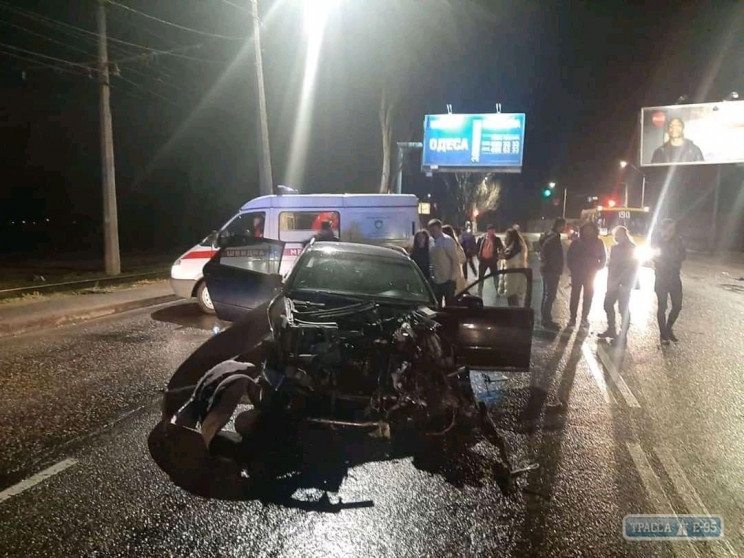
[640,100,744,167]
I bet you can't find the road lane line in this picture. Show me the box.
[627,443,699,558]
[581,343,614,405]
[655,447,738,556]
[595,342,641,408]
[0,458,78,504]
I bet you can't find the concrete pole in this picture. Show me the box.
[641,175,646,207]
[251,0,273,196]
[710,166,721,251]
[395,142,423,194]
[562,187,567,218]
[97,1,120,275]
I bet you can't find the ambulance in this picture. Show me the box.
[170,193,421,313]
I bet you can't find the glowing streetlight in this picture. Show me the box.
[549,181,556,189]
[285,0,339,186]
[619,160,628,169]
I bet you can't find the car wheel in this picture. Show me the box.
[196,282,215,314]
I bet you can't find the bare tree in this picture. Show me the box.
[442,172,501,225]
[369,1,467,194]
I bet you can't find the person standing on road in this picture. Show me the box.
[599,226,637,342]
[501,228,529,307]
[539,218,566,329]
[427,219,460,305]
[410,230,432,283]
[566,222,606,327]
[476,224,505,297]
[459,224,478,280]
[652,218,686,344]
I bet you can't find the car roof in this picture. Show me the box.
[304,241,411,261]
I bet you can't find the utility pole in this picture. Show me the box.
[250,0,273,196]
[394,142,423,194]
[710,165,721,251]
[562,187,568,218]
[97,0,120,275]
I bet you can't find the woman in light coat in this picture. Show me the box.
[443,225,468,293]
[501,228,529,306]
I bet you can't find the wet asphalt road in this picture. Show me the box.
[1,261,743,557]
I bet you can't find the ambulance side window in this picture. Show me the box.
[220,212,266,241]
[279,211,340,242]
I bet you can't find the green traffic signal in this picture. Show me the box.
[542,188,552,198]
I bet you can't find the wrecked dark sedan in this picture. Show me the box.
[154,238,535,482]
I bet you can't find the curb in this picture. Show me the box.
[0,294,178,339]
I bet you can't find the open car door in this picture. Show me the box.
[436,268,534,371]
[203,236,285,323]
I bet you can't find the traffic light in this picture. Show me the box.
[542,188,552,198]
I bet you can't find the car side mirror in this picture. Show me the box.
[454,293,484,310]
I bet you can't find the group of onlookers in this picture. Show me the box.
[540,217,685,345]
[409,219,529,307]
[410,214,686,346]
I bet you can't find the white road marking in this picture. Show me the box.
[626,442,699,558]
[581,343,614,405]
[0,458,78,504]
[595,342,641,408]
[655,447,738,557]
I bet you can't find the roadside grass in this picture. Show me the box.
[0,256,176,291]
[0,279,166,306]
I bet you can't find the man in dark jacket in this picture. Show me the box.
[459,225,478,279]
[539,218,566,329]
[566,222,606,327]
[651,117,704,164]
[599,226,637,341]
[652,218,686,344]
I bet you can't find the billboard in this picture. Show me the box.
[640,100,744,167]
[422,113,526,173]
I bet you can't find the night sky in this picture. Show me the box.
[1,0,743,256]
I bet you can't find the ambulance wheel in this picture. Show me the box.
[196,282,215,314]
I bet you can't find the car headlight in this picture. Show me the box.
[634,245,659,263]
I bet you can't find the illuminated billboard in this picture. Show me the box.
[640,100,744,167]
[422,113,526,173]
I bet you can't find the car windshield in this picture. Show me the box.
[287,249,433,304]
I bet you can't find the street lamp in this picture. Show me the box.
[250,0,273,196]
[546,182,567,218]
[619,160,646,207]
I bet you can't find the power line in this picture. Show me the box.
[0,41,90,68]
[216,0,250,14]
[0,2,231,73]
[106,0,247,40]
[0,2,162,53]
[0,47,89,76]
[0,19,97,60]
[114,73,180,106]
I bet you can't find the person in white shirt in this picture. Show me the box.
[427,219,460,305]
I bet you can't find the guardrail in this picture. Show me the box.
[0,269,170,301]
